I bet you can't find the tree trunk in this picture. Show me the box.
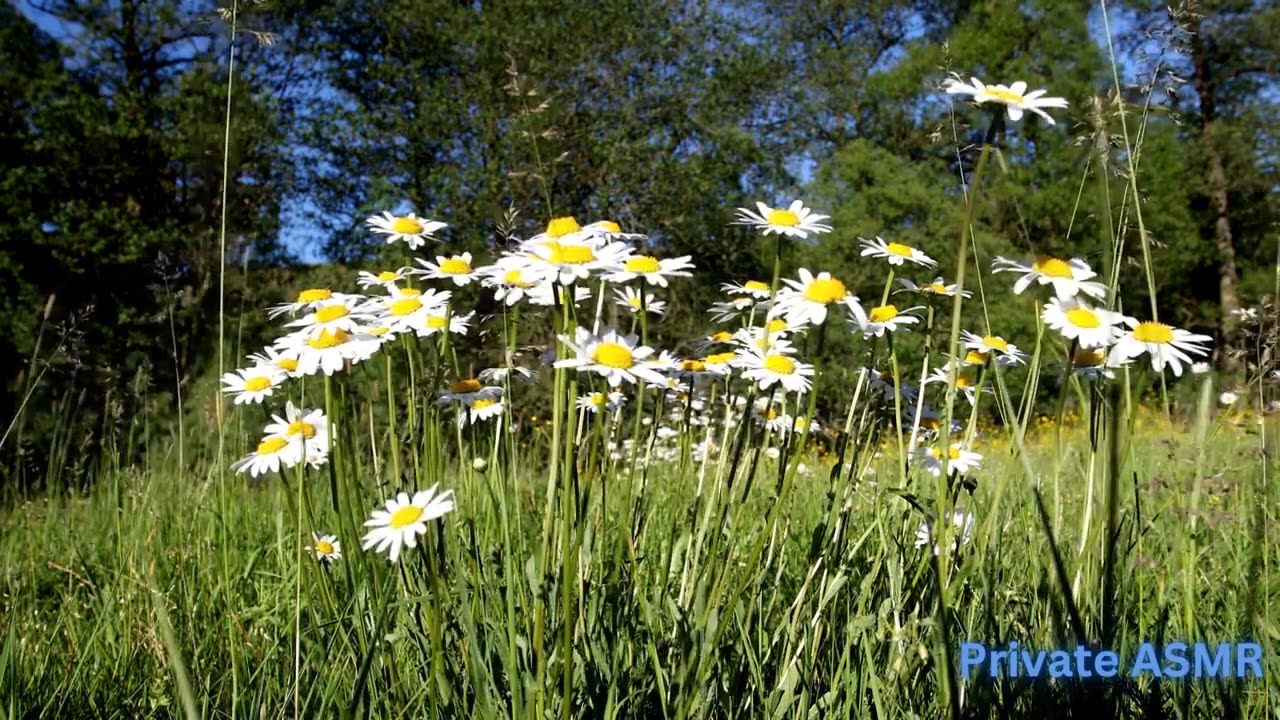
[1190,26,1241,372]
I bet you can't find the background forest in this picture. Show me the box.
[1,0,1277,487]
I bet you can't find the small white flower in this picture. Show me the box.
[613,286,666,316]
[366,211,447,250]
[772,268,861,328]
[220,366,285,405]
[306,532,342,564]
[356,268,410,290]
[1191,362,1212,375]
[721,279,773,300]
[992,255,1106,301]
[912,443,982,477]
[458,397,504,426]
[859,236,936,267]
[1219,391,1239,407]
[961,331,1027,367]
[437,379,503,406]
[914,511,976,555]
[895,276,971,298]
[1041,298,1124,349]
[554,327,668,387]
[943,76,1069,124]
[849,303,923,338]
[732,347,814,394]
[1109,319,1213,377]
[361,487,456,562]
[577,391,627,414]
[733,200,832,239]
[605,254,695,287]
[414,252,479,287]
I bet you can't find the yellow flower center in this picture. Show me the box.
[377,271,400,282]
[765,208,800,226]
[399,288,422,297]
[287,421,317,438]
[1074,349,1104,367]
[589,393,605,405]
[985,87,1026,104]
[449,379,482,394]
[388,505,424,529]
[705,352,735,365]
[955,375,972,389]
[592,342,634,369]
[763,354,796,375]
[1065,307,1100,329]
[983,335,1009,352]
[438,257,472,274]
[426,315,448,330]
[681,359,706,372]
[744,280,770,293]
[297,288,332,303]
[803,277,846,304]
[546,216,581,238]
[471,398,497,410]
[625,256,662,274]
[869,305,899,323]
[765,408,779,420]
[256,437,290,455]
[627,296,643,308]
[1032,256,1073,279]
[503,269,536,288]
[389,298,423,317]
[243,376,272,392]
[546,241,595,265]
[314,540,334,555]
[921,418,940,430]
[368,327,390,335]
[710,331,732,343]
[1132,321,1174,344]
[595,220,622,234]
[277,358,298,372]
[928,282,948,294]
[308,329,349,349]
[391,217,425,235]
[886,242,915,257]
[964,350,989,365]
[767,318,789,333]
[314,305,349,323]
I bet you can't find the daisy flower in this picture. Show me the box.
[692,330,736,354]
[722,280,773,300]
[577,391,627,414]
[263,402,330,456]
[961,331,1027,367]
[701,351,737,376]
[912,443,983,477]
[751,400,791,433]
[926,365,985,406]
[849,304,923,338]
[356,268,410,290]
[437,378,502,405]
[581,219,647,242]
[772,269,860,327]
[361,486,456,563]
[267,288,362,319]
[913,511,976,556]
[526,282,593,307]
[1041,298,1124,349]
[733,200,832,240]
[787,415,821,436]
[376,288,452,334]
[480,262,543,306]
[516,236,629,285]
[866,367,920,405]
[479,365,537,384]
[1069,348,1127,380]
[708,296,757,323]
[733,347,814,394]
[1109,319,1212,377]
[554,327,669,387]
[416,310,473,338]
[366,211,447,250]
[1191,362,1211,375]
[991,255,1106,300]
[414,252,479,287]
[220,366,286,405]
[859,237,937,267]
[943,76,1069,124]
[896,277,972,299]
[248,346,302,378]
[284,297,373,340]
[230,435,303,477]
[1220,391,1239,407]
[731,326,798,355]
[606,254,695,287]
[459,397,504,426]
[614,286,666,316]
[306,532,342,564]
[277,329,381,376]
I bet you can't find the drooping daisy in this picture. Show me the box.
[248,346,302,378]
[605,254,695,287]
[437,378,502,405]
[859,236,937,267]
[751,399,791,432]
[693,330,736,354]
[773,268,861,327]
[733,200,832,239]
[849,303,923,338]
[896,277,972,299]
[926,365,986,406]
[708,296,757,323]
[220,366,286,405]
[913,510,976,556]
[961,331,1027,366]
[356,268,410,290]
[733,347,814,394]
[478,365,537,384]
[366,211,447,250]
[866,367,920,405]
[361,486,456,563]
[581,220,647,242]
[943,76,1069,124]
[991,255,1106,300]
[415,252,479,287]
[230,435,303,477]
[912,442,983,477]
[458,397,505,426]
[1109,319,1212,377]
[1069,348,1126,380]
[701,351,737,375]
[1041,298,1123,349]
[613,286,666,316]
[722,280,774,300]
[284,296,374,340]
[306,532,342,564]
[554,327,669,387]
